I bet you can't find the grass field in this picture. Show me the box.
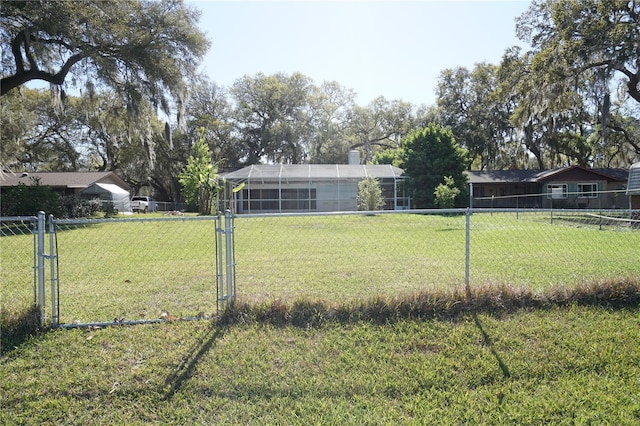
[2,304,640,424]
[2,211,640,423]
[2,211,639,325]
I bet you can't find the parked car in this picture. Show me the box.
[130,196,156,213]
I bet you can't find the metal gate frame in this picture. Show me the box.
[36,211,236,328]
[216,209,237,312]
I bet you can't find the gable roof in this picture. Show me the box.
[466,166,628,184]
[222,164,405,183]
[0,171,130,191]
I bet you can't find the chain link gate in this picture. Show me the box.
[10,211,236,328]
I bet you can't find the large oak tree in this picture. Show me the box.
[515,0,640,163]
[1,0,208,115]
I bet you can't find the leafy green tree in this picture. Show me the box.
[1,0,209,112]
[186,79,240,169]
[517,0,639,105]
[178,131,218,215]
[514,0,640,163]
[356,177,384,211]
[345,97,416,164]
[399,125,469,209]
[372,148,403,167]
[434,176,461,209]
[434,64,517,170]
[308,81,356,164]
[230,72,316,164]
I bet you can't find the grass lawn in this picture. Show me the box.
[2,211,639,423]
[2,305,640,424]
[2,212,639,325]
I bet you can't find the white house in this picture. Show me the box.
[220,164,409,214]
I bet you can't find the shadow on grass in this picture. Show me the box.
[0,305,46,355]
[473,314,511,379]
[163,320,225,400]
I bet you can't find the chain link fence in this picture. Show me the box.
[1,216,38,327]
[233,209,639,304]
[2,209,639,328]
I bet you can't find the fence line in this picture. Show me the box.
[2,208,639,328]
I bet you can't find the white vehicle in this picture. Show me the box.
[130,196,156,213]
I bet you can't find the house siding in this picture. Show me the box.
[467,166,629,209]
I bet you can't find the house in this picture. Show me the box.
[220,164,409,214]
[627,162,640,210]
[466,166,630,209]
[0,171,132,212]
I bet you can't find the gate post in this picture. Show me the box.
[216,211,224,311]
[37,211,46,326]
[216,210,237,312]
[224,209,236,306]
[48,214,58,327]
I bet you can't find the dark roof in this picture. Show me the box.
[466,166,628,184]
[465,170,541,184]
[0,171,130,191]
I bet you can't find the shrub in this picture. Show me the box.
[62,195,101,218]
[434,176,461,209]
[356,177,384,211]
[0,178,65,217]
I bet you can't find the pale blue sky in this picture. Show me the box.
[189,0,532,107]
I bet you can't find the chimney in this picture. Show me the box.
[348,150,360,165]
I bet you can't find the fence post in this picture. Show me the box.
[225,209,235,305]
[48,215,58,327]
[37,211,46,326]
[465,208,471,297]
[216,211,224,311]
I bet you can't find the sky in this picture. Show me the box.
[188,0,532,107]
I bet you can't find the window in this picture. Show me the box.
[577,183,598,198]
[240,187,316,211]
[547,184,567,199]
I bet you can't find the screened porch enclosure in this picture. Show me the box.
[221,164,408,214]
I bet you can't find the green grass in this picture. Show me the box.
[2,302,640,424]
[234,212,639,301]
[2,212,639,325]
[2,209,639,423]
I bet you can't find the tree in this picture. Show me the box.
[517,0,639,105]
[230,72,315,164]
[186,79,240,169]
[356,177,384,211]
[178,130,218,215]
[398,125,469,209]
[434,64,517,170]
[1,0,209,116]
[308,81,356,164]
[0,88,43,171]
[345,97,416,164]
[434,176,460,209]
[515,0,640,162]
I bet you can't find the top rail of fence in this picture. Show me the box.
[0,216,37,222]
[235,208,467,219]
[233,207,640,219]
[53,214,218,225]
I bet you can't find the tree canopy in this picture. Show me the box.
[394,125,469,209]
[516,0,640,104]
[0,0,209,115]
[3,0,639,206]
